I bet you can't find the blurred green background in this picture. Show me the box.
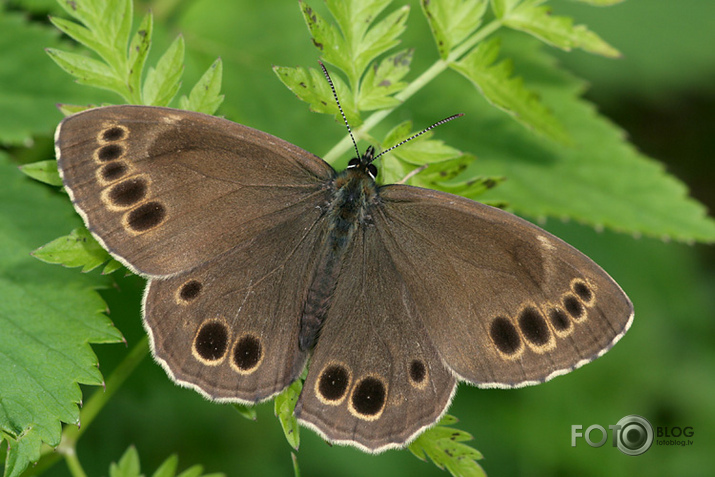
[2,0,714,475]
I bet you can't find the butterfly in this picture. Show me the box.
[54,66,633,453]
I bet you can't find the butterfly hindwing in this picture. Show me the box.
[143,206,331,402]
[295,219,457,452]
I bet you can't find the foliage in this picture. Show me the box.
[1,0,714,476]
[108,446,224,477]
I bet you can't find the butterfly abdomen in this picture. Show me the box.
[298,170,377,351]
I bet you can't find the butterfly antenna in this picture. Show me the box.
[318,61,361,159]
[373,114,464,160]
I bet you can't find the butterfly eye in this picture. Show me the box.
[367,164,378,179]
[347,158,360,168]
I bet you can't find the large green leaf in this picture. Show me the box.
[455,35,715,242]
[0,156,123,477]
[452,37,570,143]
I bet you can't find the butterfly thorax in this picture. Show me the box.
[298,165,378,351]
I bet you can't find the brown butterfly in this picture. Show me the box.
[54,68,633,452]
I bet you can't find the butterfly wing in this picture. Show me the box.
[296,182,633,452]
[295,220,457,452]
[55,105,334,277]
[56,105,336,401]
[143,208,330,402]
[374,184,634,387]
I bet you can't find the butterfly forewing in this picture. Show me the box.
[374,185,634,387]
[55,105,335,277]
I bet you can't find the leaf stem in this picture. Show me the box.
[322,18,502,163]
[74,336,150,436]
[62,447,88,477]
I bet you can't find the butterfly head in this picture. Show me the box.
[347,145,378,181]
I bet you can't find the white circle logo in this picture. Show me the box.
[615,415,653,456]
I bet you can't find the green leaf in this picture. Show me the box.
[489,0,519,18]
[358,49,412,110]
[273,64,357,125]
[102,257,124,274]
[32,227,116,273]
[503,0,621,57]
[292,1,412,123]
[2,431,43,477]
[127,13,154,100]
[46,47,125,92]
[47,0,219,108]
[274,378,302,451]
[110,0,134,65]
[176,466,219,477]
[152,454,180,477]
[55,0,93,28]
[414,156,505,200]
[452,37,570,143]
[55,0,132,80]
[49,0,138,102]
[378,120,467,185]
[105,446,226,477]
[379,120,420,183]
[300,1,344,65]
[345,3,409,86]
[323,0,409,86]
[421,0,488,59]
[0,154,123,477]
[110,445,141,477]
[465,35,715,242]
[57,103,94,116]
[302,0,409,89]
[143,35,185,107]
[18,160,63,186]
[232,403,257,421]
[178,58,225,114]
[381,119,413,148]
[408,415,485,477]
[49,15,97,52]
[389,130,463,166]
